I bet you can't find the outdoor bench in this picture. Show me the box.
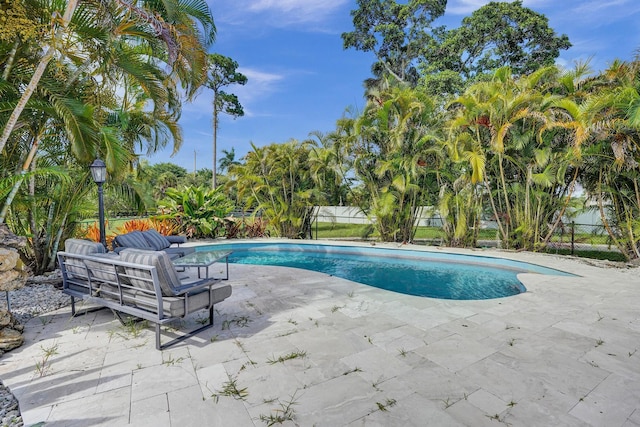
[57,244,232,350]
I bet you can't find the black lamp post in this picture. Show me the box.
[90,158,107,247]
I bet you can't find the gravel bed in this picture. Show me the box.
[1,271,71,427]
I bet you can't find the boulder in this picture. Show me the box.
[0,248,19,272]
[0,326,24,355]
[0,224,29,355]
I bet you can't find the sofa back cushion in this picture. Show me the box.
[120,248,180,296]
[142,229,171,251]
[63,239,106,277]
[65,239,106,255]
[83,252,123,283]
[114,231,152,250]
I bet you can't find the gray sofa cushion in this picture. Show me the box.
[63,239,106,277]
[100,283,232,317]
[65,239,106,255]
[142,229,171,251]
[114,231,152,250]
[84,252,123,284]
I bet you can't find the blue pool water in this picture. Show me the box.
[197,243,572,300]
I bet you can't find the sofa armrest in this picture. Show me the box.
[172,278,219,295]
[166,235,188,246]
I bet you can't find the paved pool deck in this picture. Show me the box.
[1,241,639,426]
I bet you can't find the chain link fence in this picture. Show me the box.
[545,222,621,257]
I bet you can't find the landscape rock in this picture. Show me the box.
[0,225,29,356]
[0,327,23,354]
[0,249,19,272]
[0,225,25,250]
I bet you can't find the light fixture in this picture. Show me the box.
[90,158,107,247]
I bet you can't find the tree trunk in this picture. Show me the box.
[0,0,79,155]
[212,92,218,190]
[0,132,41,224]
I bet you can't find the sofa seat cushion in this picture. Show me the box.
[142,229,172,251]
[100,283,232,317]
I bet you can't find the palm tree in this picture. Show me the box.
[353,81,442,242]
[576,60,640,259]
[448,66,579,250]
[218,148,240,175]
[229,141,317,238]
[205,53,247,189]
[0,0,216,224]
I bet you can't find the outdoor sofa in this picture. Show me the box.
[58,239,231,350]
[112,229,195,259]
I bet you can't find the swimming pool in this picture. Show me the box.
[195,242,572,300]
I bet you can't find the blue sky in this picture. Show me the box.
[144,0,640,172]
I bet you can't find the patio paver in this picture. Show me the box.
[0,242,639,426]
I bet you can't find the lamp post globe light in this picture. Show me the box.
[90,158,107,247]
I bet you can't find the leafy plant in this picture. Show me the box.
[158,186,233,238]
[117,218,151,233]
[149,217,182,236]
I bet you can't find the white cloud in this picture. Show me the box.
[211,0,349,28]
[181,67,285,120]
[569,0,640,23]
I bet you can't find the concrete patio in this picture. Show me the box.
[0,244,639,426]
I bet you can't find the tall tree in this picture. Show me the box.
[342,0,447,87]
[421,1,571,96]
[0,0,216,155]
[204,53,247,189]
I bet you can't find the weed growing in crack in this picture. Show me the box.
[195,315,210,325]
[267,350,307,365]
[343,366,363,376]
[211,374,249,402]
[375,398,397,412]
[222,315,252,330]
[163,354,185,366]
[258,390,300,426]
[34,342,59,377]
[110,318,149,340]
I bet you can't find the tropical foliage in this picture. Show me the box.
[228,141,317,239]
[0,0,216,271]
[157,186,233,239]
